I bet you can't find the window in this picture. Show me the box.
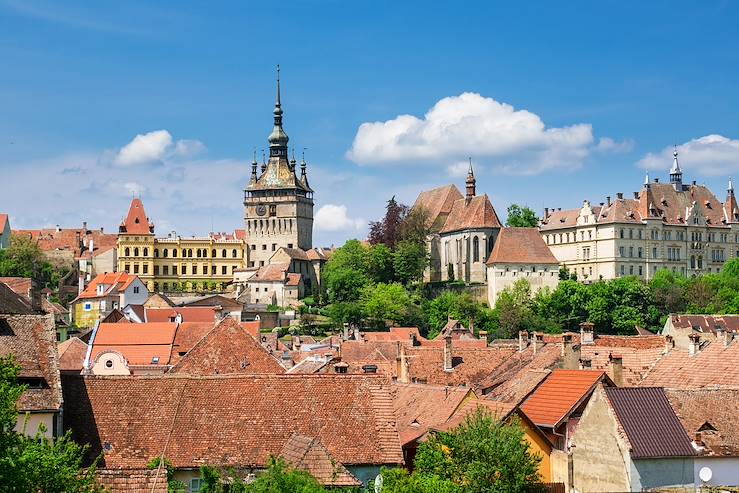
[638,266,643,276]
[124,247,130,256]
[272,244,277,251]
[173,265,178,275]
[629,246,634,258]
[182,264,187,275]
[134,247,139,256]
[143,264,148,274]
[84,302,92,311]
[133,264,139,274]
[163,283,169,291]
[637,247,643,258]
[222,266,227,275]
[154,266,159,275]
[629,229,633,239]
[652,247,657,259]
[133,286,140,294]
[250,245,256,251]
[163,266,169,275]
[620,265,625,276]
[188,249,193,257]
[473,236,479,262]
[154,249,159,258]
[163,249,168,258]
[222,249,227,258]
[124,263,130,272]
[212,249,216,257]
[287,243,293,248]
[211,265,216,274]
[100,300,106,311]
[582,247,590,260]
[143,248,149,256]
[629,265,634,275]
[196,249,201,258]
[173,249,178,258]
[189,478,204,492]
[638,230,642,239]
[231,249,237,258]
[619,246,625,257]
[269,204,277,217]
[691,256,696,269]
[620,229,624,239]
[262,245,267,250]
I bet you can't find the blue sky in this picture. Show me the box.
[2,0,739,246]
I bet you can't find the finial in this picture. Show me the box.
[730,176,735,193]
[252,148,257,163]
[262,149,266,163]
[276,64,281,107]
[644,171,649,185]
[302,147,308,164]
[468,156,474,176]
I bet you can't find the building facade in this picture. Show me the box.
[413,162,502,283]
[71,272,149,328]
[243,67,314,271]
[116,198,247,293]
[540,151,739,282]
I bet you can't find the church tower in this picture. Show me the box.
[244,66,314,269]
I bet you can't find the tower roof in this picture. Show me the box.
[670,149,682,175]
[268,64,289,148]
[119,198,153,235]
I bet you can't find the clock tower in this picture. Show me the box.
[244,66,314,269]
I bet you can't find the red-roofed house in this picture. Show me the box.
[486,227,560,307]
[0,213,10,248]
[87,322,178,375]
[71,272,149,328]
[412,163,502,283]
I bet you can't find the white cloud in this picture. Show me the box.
[346,92,595,174]
[314,204,365,232]
[122,182,147,197]
[596,137,634,153]
[113,130,205,166]
[446,160,473,177]
[637,134,739,176]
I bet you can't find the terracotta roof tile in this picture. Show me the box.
[95,469,167,493]
[640,341,739,388]
[0,213,7,232]
[75,272,139,301]
[58,337,87,372]
[605,386,694,458]
[251,263,290,282]
[0,277,32,297]
[392,383,471,445]
[440,194,502,234]
[0,314,62,411]
[477,344,562,397]
[668,314,739,334]
[0,282,34,314]
[280,435,361,486]
[412,185,464,231]
[405,346,515,387]
[119,198,154,235]
[486,227,558,265]
[145,307,218,323]
[666,388,739,457]
[169,318,285,375]
[62,374,404,469]
[521,369,607,427]
[432,398,516,433]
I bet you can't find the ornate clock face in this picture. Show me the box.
[256,204,267,216]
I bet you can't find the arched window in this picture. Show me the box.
[133,247,139,256]
[222,249,227,258]
[690,256,696,269]
[143,247,148,256]
[211,249,216,258]
[473,237,479,262]
[124,247,130,256]
[232,249,237,258]
[173,249,178,258]
[154,249,159,258]
[188,249,193,257]
[163,249,168,258]
[698,256,703,269]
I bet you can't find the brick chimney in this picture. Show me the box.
[562,333,581,370]
[609,353,623,386]
[664,335,674,354]
[342,323,349,341]
[30,278,42,313]
[397,343,410,383]
[533,332,545,354]
[617,192,624,200]
[606,196,611,206]
[409,331,419,347]
[293,334,301,351]
[579,322,595,345]
[443,334,453,371]
[280,351,294,369]
[688,333,701,356]
[518,331,529,352]
[352,324,361,341]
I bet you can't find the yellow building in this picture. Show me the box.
[116,198,247,293]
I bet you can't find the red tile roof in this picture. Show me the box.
[0,277,31,297]
[170,322,215,363]
[605,386,694,459]
[668,314,739,334]
[62,374,404,469]
[392,383,472,445]
[95,469,167,493]
[440,194,502,234]
[0,282,34,314]
[119,198,154,235]
[169,318,284,375]
[486,227,558,265]
[666,388,739,457]
[413,184,464,231]
[0,213,8,232]
[477,343,562,397]
[0,314,62,411]
[521,369,607,428]
[432,398,517,433]
[91,322,177,366]
[75,272,139,301]
[280,435,361,487]
[251,263,290,282]
[405,346,516,387]
[58,337,87,372]
[145,307,218,323]
[640,341,739,388]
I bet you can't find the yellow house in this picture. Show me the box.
[116,198,247,293]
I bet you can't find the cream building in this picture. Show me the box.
[413,162,502,283]
[486,227,560,307]
[116,198,247,293]
[540,151,739,282]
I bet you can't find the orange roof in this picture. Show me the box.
[145,307,218,323]
[393,383,472,445]
[440,194,502,234]
[240,321,261,337]
[93,323,177,345]
[0,277,31,297]
[119,198,153,235]
[58,337,88,372]
[433,399,516,433]
[486,227,558,265]
[0,213,8,232]
[92,345,173,366]
[521,369,607,428]
[413,184,464,231]
[75,272,139,300]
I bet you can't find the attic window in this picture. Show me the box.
[661,197,668,206]
[103,442,113,452]
[134,218,140,223]
[105,360,113,368]
[698,421,717,432]
[0,319,14,336]
[705,201,712,209]
[151,357,160,364]
[559,218,566,223]
[362,364,378,374]
[18,377,46,389]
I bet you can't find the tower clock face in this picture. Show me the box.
[256,204,267,216]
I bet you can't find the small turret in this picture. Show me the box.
[670,148,683,190]
[465,157,476,203]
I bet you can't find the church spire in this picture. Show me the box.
[465,157,476,202]
[300,148,312,191]
[268,64,289,156]
[250,149,258,183]
[729,176,735,194]
[669,147,683,190]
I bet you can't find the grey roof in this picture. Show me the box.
[605,387,694,459]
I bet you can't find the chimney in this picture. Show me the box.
[633,191,639,199]
[352,324,361,341]
[342,323,349,341]
[397,343,410,383]
[606,196,611,206]
[533,332,545,354]
[478,330,488,343]
[100,227,104,233]
[664,335,674,353]
[518,330,529,352]
[617,192,624,200]
[715,326,725,346]
[579,322,595,345]
[293,334,301,351]
[30,278,43,313]
[579,357,592,369]
[443,334,453,371]
[688,333,701,356]
[544,207,549,218]
[82,221,87,232]
[609,354,623,386]
[281,351,294,369]
[694,432,704,448]
[562,333,580,370]
[654,178,659,183]
[55,224,61,232]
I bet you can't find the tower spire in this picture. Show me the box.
[730,177,735,193]
[465,157,476,202]
[276,64,281,108]
[250,148,258,182]
[268,64,289,156]
[669,146,683,190]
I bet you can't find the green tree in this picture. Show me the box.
[504,204,539,228]
[414,408,542,493]
[377,467,461,493]
[367,244,395,284]
[0,356,105,492]
[393,240,428,286]
[368,196,409,250]
[361,283,411,327]
[398,205,431,246]
[200,458,327,493]
[322,240,370,303]
[325,301,363,327]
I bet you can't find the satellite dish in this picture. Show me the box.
[699,466,713,483]
[374,473,383,493]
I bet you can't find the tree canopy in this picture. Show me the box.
[504,204,539,228]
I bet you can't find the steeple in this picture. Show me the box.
[300,149,312,191]
[669,147,683,189]
[249,149,258,183]
[290,147,297,172]
[268,64,289,157]
[644,171,650,186]
[726,176,739,224]
[465,157,476,203]
[729,176,735,194]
